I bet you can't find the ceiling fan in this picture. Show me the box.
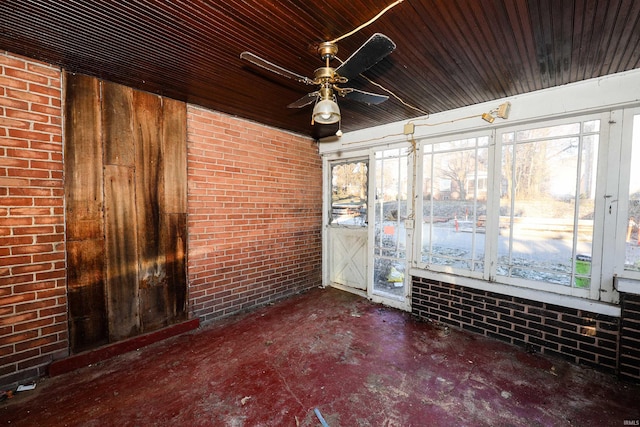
[240,33,396,132]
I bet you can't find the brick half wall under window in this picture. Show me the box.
[412,277,621,377]
[620,293,640,382]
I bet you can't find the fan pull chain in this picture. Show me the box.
[330,0,404,44]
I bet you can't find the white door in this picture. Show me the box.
[370,148,411,310]
[326,159,369,294]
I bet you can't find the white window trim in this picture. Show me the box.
[612,107,640,296]
[415,130,493,282]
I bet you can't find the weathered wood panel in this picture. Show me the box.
[64,73,108,353]
[64,73,188,352]
[64,73,103,241]
[104,165,141,340]
[132,90,168,331]
[163,213,187,321]
[161,98,187,323]
[66,240,108,352]
[103,81,134,167]
[162,98,187,214]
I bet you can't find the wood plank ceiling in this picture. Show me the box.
[1,1,639,139]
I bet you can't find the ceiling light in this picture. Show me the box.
[481,112,495,123]
[313,98,341,124]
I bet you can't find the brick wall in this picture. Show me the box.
[412,277,621,375]
[0,52,67,388]
[186,106,322,323]
[620,293,640,382]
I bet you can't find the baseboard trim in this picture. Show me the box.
[48,318,200,377]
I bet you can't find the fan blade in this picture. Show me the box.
[343,88,389,105]
[287,92,319,108]
[335,33,396,81]
[240,52,314,85]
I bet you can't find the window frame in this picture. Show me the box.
[415,112,615,301]
[492,112,610,300]
[416,130,494,281]
[614,107,640,282]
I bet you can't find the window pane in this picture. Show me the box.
[373,150,408,299]
[625,114,640,271]
[331,161,368,226]
[421,137,488,272]
[498,121,598,287]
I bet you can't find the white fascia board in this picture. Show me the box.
[320,68,640,154]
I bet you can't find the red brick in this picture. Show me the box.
[15,298,57,314]
[13,317,54,333]
[11,244,53,256]
[28,83,60,97]
[0,330,38,346]
[15,335,58,353]
[4,107,50,123]
[30,103,61,116]
[26,62,59,78]
[5,87,52,105]
[0,55,27,68]
[0,292,36,308]
[0,96,29,110]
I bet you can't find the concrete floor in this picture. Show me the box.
[1,287,639,426]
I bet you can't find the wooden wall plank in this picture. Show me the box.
[64,72,108,353]
[104,164,141,340]
[163,213,187,321]
[103,81,135,167]
[66,239,108,353]
[162,98,187,214]
[161,97,188,322]
[132,90,168,331]
[64,72,103,241]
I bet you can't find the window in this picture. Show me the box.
[624,113,640,272]
[497,120,599,288]
[373,149,409,299]
[330,160,368,226]
[417,115,608,298]
[420,136,490,276]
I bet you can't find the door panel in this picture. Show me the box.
[328,228,368,290]
[327,159,369,292]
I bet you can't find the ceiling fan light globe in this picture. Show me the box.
[312,99,341,124]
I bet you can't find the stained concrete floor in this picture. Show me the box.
[2,287,639,426]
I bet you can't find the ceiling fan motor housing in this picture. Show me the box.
[317,42,338,60]
[314,67,335,82]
